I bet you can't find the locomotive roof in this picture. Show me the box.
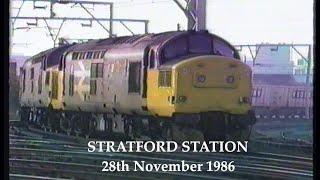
[23,44,73,68]
[23,30,240,69]
[65,31,185,51]
[66,30,237,54]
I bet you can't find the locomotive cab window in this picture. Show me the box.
[128,62,141,93]
[158,70,172,88]
[162,37,188,64]
[189,34,212,54]
[213,38,235,58]
[100,51,106,59]
[160,34,235,65]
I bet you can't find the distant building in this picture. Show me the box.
[243,44,313,84]
[246,45,294,74]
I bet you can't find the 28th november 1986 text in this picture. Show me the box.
[101,160,235,172]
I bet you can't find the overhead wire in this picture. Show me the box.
[113,0,172,9]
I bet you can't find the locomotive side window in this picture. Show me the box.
[90,79,97,95]
[41,57,46,70]
[128,62,141,93]
[69,65,74,96]
[31,81,34,93]
[30,68,34,79]
[90,63,97,95]
[90,63,104,78]
[158,71,172,88]
[43,57,47,70]
[91,63,97,77]
[51,72,59,99]
[22,69,26,92]
[90,63,104,95]
[38,73,42,94]
[97,63,104,78]
[86,51,93,59]
[45,71,50,85]
[72,52,79,60]
[149,50,155,68]
[100,51,106,59]
[93,51,100,59]
[80,52,86,59]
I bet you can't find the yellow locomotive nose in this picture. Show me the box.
[147,55,252,117]
[172,55,252,115]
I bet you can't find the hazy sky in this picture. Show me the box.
[10,0,314,56]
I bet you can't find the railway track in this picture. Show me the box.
[9,125,313,180]
[249,130,313,158]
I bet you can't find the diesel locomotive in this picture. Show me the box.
[19,30,256,141]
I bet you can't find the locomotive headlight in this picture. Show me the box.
[178,96,187,103]
[226,75,235,83]
[197,75,206,83]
